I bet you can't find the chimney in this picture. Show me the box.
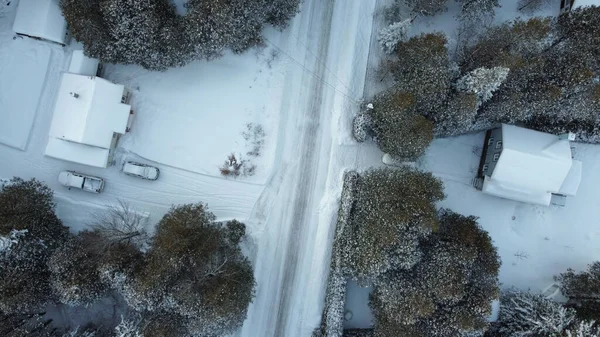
[559,132,576,142]
[69,92,79,99]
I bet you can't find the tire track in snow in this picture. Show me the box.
[271,0,335,335]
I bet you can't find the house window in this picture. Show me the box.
[495,140,502,149]
[488,137,494,146]
[493,153,500,162]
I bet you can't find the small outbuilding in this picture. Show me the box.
[45,69,132,168]
[477,124,582,206]
[12,0,68,45]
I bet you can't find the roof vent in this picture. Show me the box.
[559,132,576,141]
[69,92,79,99]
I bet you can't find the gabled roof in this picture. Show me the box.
[12,0,68,45]
[482,124,581,206]
[492,124,573,194]
[49,73,130,149]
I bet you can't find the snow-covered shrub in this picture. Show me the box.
[89,200,149,250]
[220,153,256,177]
[565,320,600,337]
[378,19,411,55]
[352,110,372,143]
[497,288,576,336]
[456,67,509,107]
[369,90,433,160]
[340,168,443,282]
[458,0,499,23]
[242,123,266,157]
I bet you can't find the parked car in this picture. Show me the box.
[122,161,160,180]
[58,171,104,193]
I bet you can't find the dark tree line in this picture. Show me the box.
[60,0,301,70]
[0,178,255,337]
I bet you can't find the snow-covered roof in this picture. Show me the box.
[482,124,581,206]
[12,0,68,45]
[45,73,131,168]
[46,137,111,168]
[68,51,100,77]
[49,73,130,149]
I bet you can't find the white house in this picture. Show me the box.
[45,61,132,168]
[477,124,582,206]
[12,0,68,45]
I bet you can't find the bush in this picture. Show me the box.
[340,168,444,281]
[370,90,433,160]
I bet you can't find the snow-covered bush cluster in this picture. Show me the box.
[369,209,500,337]
[340,168,444,282]
[60,0,301,70]
[374,6,600,142]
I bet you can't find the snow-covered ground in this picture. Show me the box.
[420,133,600,293]
[0,37,51,150]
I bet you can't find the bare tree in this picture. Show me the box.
[89,201,149,250]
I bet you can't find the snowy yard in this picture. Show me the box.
[104,41,285,182]
[420,133,600,293]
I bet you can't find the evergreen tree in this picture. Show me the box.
[0,178,68,314]
[497,288,575,336]
[369,90,434,160]
[388,33,451,116]
[556,262,600,322]
[378,19,411,55]
[370,210,500,337]
[121,204,255,337]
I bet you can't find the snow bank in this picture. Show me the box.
[0,38,51,150]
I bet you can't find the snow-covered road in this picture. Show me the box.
[239,0,375,336]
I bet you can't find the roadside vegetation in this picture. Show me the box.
[0,178,255,337]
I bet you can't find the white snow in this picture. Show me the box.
[103,46,284,183]
[12,0,67,45]
[0,38,51,150]
[343,281,374,329]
